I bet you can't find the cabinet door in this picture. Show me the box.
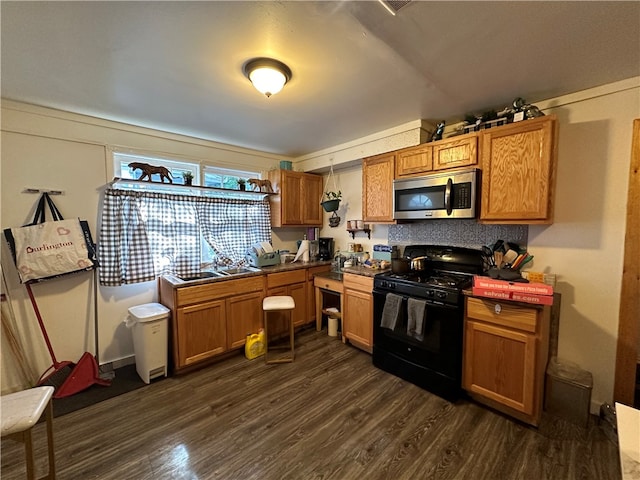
[432,133,478,170]
[395,145,433,177]
[463,319,536,415]
[289,281,308,327]
[302,174,323,225]
[362,153,395,223]
[281,171,304,225]
[176,300,226,367]
[480,116,557,223]
[343,288,373,352]
[226,291,264,350]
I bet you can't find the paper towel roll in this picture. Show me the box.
[294,240,310,262]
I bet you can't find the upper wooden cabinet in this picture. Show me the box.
[267,170,323,226]
[479,115,558,224]
[362,152,395,223]
[395,144,433,177]
[394,132,479,178]
[432,132,478,171]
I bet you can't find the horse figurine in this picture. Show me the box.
[128,162,173,183]
[247,178,274,193]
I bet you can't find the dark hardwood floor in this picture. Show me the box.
[2,327,620,479]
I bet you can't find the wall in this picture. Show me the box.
[2,77,638,409]
[528,79,639,411]
[314,78,638,412]
[0,101,289,393]
[0,101,424,393]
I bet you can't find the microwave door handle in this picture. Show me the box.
[445,178,453,215]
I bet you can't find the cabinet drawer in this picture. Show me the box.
[343,273,373,292]
[267,269,307,289]
[466,296,538,333]
[314,276,343,293]
[176,276,265,306]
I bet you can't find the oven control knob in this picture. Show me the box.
[426,289,435,297]
[436,291,447,299]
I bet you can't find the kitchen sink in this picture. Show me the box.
[217,266,261,276]
[178,271,225,281]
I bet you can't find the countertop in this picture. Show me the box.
[341,265,390,278]
[162,260,333,287]
[161,261,389,288]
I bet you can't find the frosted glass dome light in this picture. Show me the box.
[243,58,292,98]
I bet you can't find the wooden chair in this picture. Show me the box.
[1,386,55,479]
[263,295,295,364]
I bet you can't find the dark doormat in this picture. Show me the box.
[51,364,153,417]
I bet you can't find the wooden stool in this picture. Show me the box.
[1,386,55,480]
[263,295,295,364]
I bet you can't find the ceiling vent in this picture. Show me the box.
[378,0,412,16]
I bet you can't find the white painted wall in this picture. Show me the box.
[2,78,638,411]
[0,102,288,393]
[529,79,640,411]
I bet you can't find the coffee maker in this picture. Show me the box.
[318,237,334,261]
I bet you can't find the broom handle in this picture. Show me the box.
[93,268,99,365]
[25,283,60,366]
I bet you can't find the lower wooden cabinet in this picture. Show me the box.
[463,296,550,426]
[159,275,265,372]
[176,300,226,367]
[266,270,308,334]
[226,291,264,349]
[343,273,374,353]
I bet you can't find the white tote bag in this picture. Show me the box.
[4,193,97,283]
[11,218,95,283]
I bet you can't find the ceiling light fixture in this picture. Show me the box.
[243,58,292,98]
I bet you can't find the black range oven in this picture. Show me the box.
[372,245,484,401]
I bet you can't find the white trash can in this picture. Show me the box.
[126,303,170,384]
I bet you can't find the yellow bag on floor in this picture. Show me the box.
[245,329,265,360]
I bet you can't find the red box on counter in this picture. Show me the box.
[473,275,554,296]
[472,286,554,305]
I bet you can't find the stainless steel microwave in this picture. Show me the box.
[393,168,479,220]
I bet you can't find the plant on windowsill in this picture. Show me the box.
[237,178,247,191]
[321,190,342,212]
[182,172,194,186]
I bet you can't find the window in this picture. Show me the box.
[114,152,200,186]
[204,165,260,189]
[102,152,271,285]
[112,151,260,189]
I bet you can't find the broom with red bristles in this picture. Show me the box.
[25,282,76,391]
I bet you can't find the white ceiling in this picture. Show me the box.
[2,1,639,157]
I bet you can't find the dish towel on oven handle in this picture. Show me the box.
[407,297,427,340]
[381,293,402,330]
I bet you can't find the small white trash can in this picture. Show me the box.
[126,303,170,384]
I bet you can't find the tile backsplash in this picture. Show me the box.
[388,220,528,251]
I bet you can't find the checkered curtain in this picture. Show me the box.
[196,199,272,266]
[99,189,271,286]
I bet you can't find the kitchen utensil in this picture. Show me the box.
[502,249,518,268]
[481,246,495,268]
[492,239,505,253]
[391,258,411,274]
[410,256,429,271]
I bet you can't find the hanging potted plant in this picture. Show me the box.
[321,190,342,212]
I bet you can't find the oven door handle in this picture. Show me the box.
[445,177,453,215]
